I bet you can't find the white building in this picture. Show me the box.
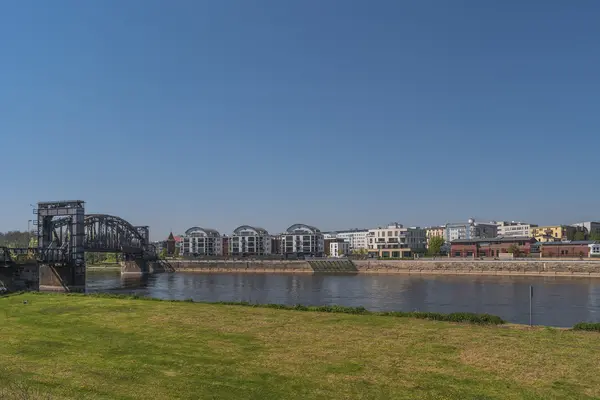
[496,222,537,237]
[323,229,368,250]
[281,224,324,256]
[180,227,222,256]
[366,222,427,258]
[572,222,600,238]
[330,241,350,258]
[590,243,600,257]
[445,219,497,243]
[230,225,271,256]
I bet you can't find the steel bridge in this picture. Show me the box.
[36,201,156,265]
[47,214,153,259]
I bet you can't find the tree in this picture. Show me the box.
[352,248,368,255]
[574,231,586,241]
[160,248,167,259]
[427,236,445,256]
[507,244,521,257]
[591,232,600,241]
[174,247,180,258]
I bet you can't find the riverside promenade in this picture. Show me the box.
[169,259,600,278]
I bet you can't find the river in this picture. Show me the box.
[87,271,600,327]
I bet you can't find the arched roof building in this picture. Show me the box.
[184,227,221,237]
[230,225,271,256]
[181,226,222,256]
[232,225,269,236]
[286,224,321,234]
[282,223,324,256]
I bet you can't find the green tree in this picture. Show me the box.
[427,236,445,256]
[174,247,180,258]
[160,248,167,259]
[591,232,600,241]
[574,231,586,241]
[507,244,521,257]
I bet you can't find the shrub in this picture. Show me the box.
[573,322,600,332]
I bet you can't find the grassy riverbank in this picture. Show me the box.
[1,294,599,399]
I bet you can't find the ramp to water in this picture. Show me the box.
[308,260,358,273]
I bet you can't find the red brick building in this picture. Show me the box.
[539,241,595,258]
[451,237,536,258]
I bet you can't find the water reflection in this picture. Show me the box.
[86,271,600,327]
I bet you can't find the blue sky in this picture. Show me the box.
[1,0,599,239]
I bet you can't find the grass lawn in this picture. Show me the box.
[1,294,599,400]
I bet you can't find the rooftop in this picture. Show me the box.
[452,236,534,244]
[541,241,598,246]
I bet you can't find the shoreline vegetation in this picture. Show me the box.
[1,293,600,399]
[4,291,600,330]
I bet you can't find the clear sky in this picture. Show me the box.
[1,0,599,240]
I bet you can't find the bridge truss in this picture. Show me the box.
[36,201,155,264]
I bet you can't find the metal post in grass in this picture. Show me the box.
[529,285,533,327]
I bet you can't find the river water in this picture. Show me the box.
[87,271,600,327]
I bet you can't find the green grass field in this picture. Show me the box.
[1,293,599,400]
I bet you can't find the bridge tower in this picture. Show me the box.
[37,200,86,292]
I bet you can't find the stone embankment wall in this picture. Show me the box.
[171,260,313,273]
[171,259,600,277]
[0,264,38,292]
[353,260,600,277]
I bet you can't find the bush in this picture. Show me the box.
[378,311,504,325]
[573,322,600,332]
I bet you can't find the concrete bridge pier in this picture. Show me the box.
[39,264,86,292]
[120,259,149,275]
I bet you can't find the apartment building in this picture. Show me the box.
[425,226,445,247]
[496,221,537,237]
[531,225,578,242]
[323,229,368,250]
[281,224,324,256]
[230,225,271,256]
[366,222,426,258]
[330,241,350,258]
[180,227,222,256]
[445,219,497,243]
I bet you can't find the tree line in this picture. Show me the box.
[0,231,35,248]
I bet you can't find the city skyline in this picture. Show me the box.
[1,1,599,238]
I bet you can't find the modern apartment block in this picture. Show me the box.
[330,241,350,258]
[445,219,497,243]
[496,221,537,237]
[230,225,271,256]
[323,229,369,250]
[366,222,426,258]
[531,225,578,242]
[180,227,222,256]
[281,224,324,256]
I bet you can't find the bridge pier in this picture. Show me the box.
[39,264,86,292]
[120,259,148,275]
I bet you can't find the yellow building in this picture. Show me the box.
[425,226,445,247]
[531,225,577,242]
